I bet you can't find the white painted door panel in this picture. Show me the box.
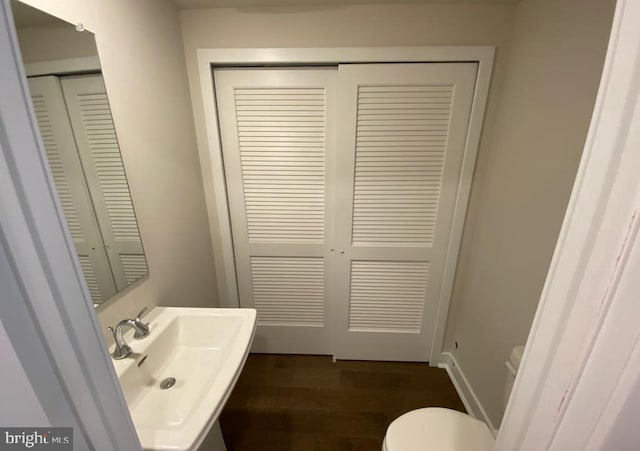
[331,63,477,361]
[27,76,116,303]
[214,67,337,353]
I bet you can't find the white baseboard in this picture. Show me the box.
[438,352,497,433]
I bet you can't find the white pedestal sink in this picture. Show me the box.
[109,307,257,451]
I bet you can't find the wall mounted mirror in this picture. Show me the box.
[11,0,148,307]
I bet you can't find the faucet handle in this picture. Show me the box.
[136,306,148,320]
[133,306,150,340]
[107,325,117,343]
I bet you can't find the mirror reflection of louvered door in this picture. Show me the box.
[60,75,148,291]
[214,68,338,353]
[332,63,477,361]
[28,76,117,303]
[214,63,476,360]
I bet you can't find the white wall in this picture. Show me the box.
[179,2,517,305]
[443,0,616,426]
[17,0,218,344]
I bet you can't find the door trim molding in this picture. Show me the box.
[195,46,495,364]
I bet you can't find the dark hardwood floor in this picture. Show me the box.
[214,354,466,451]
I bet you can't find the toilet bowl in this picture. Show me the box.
[382,346,525,451]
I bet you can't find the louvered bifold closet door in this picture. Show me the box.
[214,68,337,354]
[27,76,117,304]
[60,75,148,290]
[332,63,477,361]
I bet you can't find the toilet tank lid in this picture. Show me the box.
[510,346,526,371]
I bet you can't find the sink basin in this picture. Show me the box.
[110,307,257,451]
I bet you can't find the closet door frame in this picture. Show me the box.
[197,46,495,365]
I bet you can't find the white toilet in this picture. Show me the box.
[383,346,525,451]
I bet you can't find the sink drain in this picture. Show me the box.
[159,377,176,390]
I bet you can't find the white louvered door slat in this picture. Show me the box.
[28,76,117,305]
[119,254,150,285]
[349,261,430,332]
[78,255,103,302]
[251,257,325,325]
[215,68,337,354]
[332,63,477,361]
[60,75,148,291]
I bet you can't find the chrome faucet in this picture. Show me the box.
[107,307,150,360]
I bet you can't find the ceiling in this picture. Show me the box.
[10,0,70,28]
[172,0,518,9]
